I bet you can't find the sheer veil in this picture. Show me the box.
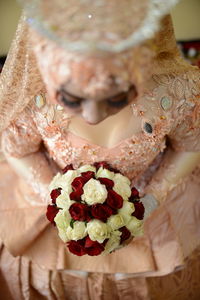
[0,1,188,156]
[0,13,45,135]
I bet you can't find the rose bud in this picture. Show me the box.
[84,236,105,256]
[72,177,87,191]
[106,190,123,209]
[119,226,131,244]
[98,178,114,190]
[69,203,91,222]
[50,188,62,204]
[131,201,144,220]
[46,205,59,225]
[62,164,74,174]
[129,187,140,202]
[94,161,111,170]
[67,240,86,256]
[91,204,113,222]
[69,188,83,201]
[81,171,95,182]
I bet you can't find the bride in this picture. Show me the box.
[0,0,200,299]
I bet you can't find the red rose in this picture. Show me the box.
[108,166,120,173]
[62,164,74,174]
[67,240,86,256]
[129,187,139,202]
[71,177,86,191]
[106,190,123,209]
[81,171,95,182]
[69,203,90,222]
[94,161,111,170]
[91,204,113,222]
[98,178,114,190]
[69,188,83,201]
[131,201,144,220]
[102,239,109,246]
[84,236,104,256]
[46,205,59,224]
[119,226,131,244]
[50,188,62,204]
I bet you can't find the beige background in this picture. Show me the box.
[0,0,200,56]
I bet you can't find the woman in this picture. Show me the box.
[0,0,200,299]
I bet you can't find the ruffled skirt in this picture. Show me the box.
[0,242,200,300]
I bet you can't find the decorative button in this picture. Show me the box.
[144,122,153,134]
[160,97,172,111]
[35,94,46,108]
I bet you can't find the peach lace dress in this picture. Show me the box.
[0,65,200,299]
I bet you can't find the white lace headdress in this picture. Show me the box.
[19,0,180,53]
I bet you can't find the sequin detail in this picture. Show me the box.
[160,96,172,111]
[144,122,153,134]
[35,94,46,108]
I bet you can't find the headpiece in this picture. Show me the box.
[19,0,180,53]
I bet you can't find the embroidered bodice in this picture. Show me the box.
[2,70,200,185]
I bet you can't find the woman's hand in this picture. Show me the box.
[144,149,200,205]
[140,194,159,220]
[4,149,57,204]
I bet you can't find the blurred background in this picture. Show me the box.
[0,0,200,68]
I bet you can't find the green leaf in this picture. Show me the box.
[70,219,76,229]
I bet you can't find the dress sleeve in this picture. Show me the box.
[168,97,200,152]
[169,106,200,152]
[1,103,42,158]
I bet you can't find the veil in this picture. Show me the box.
[0,13,46,135]
[19,0,180,53]
[0,2,182,142]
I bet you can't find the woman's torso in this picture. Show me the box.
[33,70,197,182]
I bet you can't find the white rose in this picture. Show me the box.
[126,217,144,237]
[54,210,71,242]
[114,173,131,185]
[57,227,70,243]
[82,178,107,205]
[118,202,135,224]
[66,221,87,241]
[103,230,122,254]
[96,167,115,180]
[78,165,96,174]
[49,170,78,193]
[87,220,111,243]
[113,173,131,200]
[107,214,125,230]
[56,191,75,209]
[54,209,71,230]
[113,182,131,201]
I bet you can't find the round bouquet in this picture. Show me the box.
[46,162,146,256]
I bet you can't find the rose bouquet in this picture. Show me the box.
[46,162,147,256]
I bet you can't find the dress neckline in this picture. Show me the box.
[66,105,142,148]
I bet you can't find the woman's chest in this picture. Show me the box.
[32,89,173,178]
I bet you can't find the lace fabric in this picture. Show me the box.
[1,74,200,274]
[0,7,200,299]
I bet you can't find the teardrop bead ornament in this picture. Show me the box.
[144,122,153,134]
[35,94,46,108]
[160,96,172,111]
[56,104,64,111]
